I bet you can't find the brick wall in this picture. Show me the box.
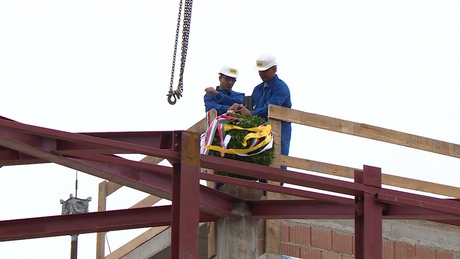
[280,220,456,259]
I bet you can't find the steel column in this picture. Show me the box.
[355,165,383,259]
[171,131,201,259]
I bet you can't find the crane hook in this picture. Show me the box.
[167,89,182,105]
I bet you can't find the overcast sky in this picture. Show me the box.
[1,1,460,258]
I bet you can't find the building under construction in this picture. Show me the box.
[1,105,460,259]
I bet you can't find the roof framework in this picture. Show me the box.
[1,107,460,259]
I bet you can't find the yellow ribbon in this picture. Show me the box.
[224,124,272,147]
[204,124,272,155]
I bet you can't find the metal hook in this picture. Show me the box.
[167,93,177,105]
[167,89,182,105]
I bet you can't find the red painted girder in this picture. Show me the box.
[66,156,238,218]
[431,219,460,227]
[171,131,201,259]
[0,116,14,121]
[68,153,173,176]
[383,204,460,220]
[249,200,355,219]
[55,131,176,156]
[201,172,355,205]
[201,154,364,196]
[376,191,460,216]
[354,166,382,259]
[0,148,46,166]
[0,206,219,242]
[247,199,460,221]
[0,134,237,217]
[0,118,179,162]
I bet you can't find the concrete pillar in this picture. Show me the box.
[214,184,264,259]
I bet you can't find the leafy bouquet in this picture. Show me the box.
[201,113,274,180]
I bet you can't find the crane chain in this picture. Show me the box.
[167,0,193,105]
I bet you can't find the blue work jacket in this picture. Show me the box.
[204,86,244,115]
[251,74,292,157]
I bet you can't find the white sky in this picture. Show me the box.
[1,1,460,258]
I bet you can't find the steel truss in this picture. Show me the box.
[1,116,459,259]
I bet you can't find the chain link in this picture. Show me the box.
[167,0,193,105]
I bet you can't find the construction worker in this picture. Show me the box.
[237,53,292,171]
[204,66,244,115]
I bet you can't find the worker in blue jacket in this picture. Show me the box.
[238,53,292,170]
[204,66,244,115]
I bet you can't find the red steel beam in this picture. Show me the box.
[201,154,364,196]
[0,134,237,218]
[0,198,457,243]
[171,131,201,259]
[249,200,355,219]
[0,148,45,166]
[376,190,460,216]
[0,206,218,242]
[384,204,460,220]
[0,118,179,161]
[247,199,460,221]
[203,155,460,218]
[354,166,382,259]
[202,172,354,205]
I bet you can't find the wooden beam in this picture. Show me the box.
[96,181,108,259]
[269,105,460,159]
[265,117,282,254]
[282,155,460,199]
[131,195,162,209]
[205,109,217,259]
[104,226,169,259]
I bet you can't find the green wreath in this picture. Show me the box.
[207,113,275,180]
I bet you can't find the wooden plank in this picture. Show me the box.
[96,181,108,259]
[104,226,169,259]
[106,181,122,196]
[269,105,460,159]
[139,156,166,165]
[381,174,460,198]
[205,109,217,259]
[130,195,162,209]
[281,155,355,179]
[265,117,282,254]
[283,155,460,199]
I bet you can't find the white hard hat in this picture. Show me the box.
[219,66,239,79]
[255,53,277,71]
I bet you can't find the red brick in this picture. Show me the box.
[394,242,415,259]
[341,255,354,259]
[382,239,395,259]
[415,245,436,259]
[281,222,290,242]
[436,249,454,259]
[321,250,342,259]
[301,247,321,259]
[281,243,300,257]
[331,231,353,255]
[311,227,332,250]
[289,224,311,246]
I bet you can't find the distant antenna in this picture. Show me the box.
[75,170,78,198]
[60,170,91,259]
